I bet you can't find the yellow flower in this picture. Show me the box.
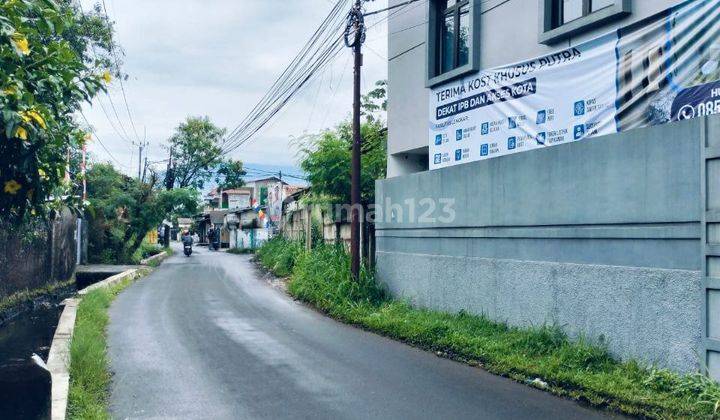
[25,110,46,129]
[10,33,30,56]
[15,126,27,140]
[102,70,112,84]
[19,110,46,129]
[4,180,21,195]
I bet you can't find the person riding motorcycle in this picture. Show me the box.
[181,230,193,256]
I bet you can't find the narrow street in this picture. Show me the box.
[107,245,613,420]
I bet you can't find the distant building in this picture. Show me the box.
[204,188,253,211]
[244,176,286,206]
[224,207,269,249]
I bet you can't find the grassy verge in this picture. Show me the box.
[257,237,720,419]
[67,269,149,419]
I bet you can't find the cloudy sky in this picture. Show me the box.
[79,0,389,178]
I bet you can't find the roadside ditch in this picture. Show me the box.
[0,262,157,420]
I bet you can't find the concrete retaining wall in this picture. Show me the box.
[376,117,714,374]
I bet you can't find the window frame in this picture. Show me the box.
[427,0,481,88]
[538,0,631,45]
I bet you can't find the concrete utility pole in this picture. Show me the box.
[345,0,367,281]
[133,140,148,180]
[134,127,149,180]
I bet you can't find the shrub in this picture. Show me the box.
[256,237,304,277]
[288,244,385,316]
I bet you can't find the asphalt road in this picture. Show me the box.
[108,244,615,420]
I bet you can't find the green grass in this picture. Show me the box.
[130,241,165,264]
[257,238,720,419]
[67,269,149,420]
[227,247,255,255]
[256,237,304,277]
[0,278,75,313]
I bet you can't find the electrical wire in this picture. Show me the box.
[223,0,349,143]
[74,0,136,148]
[219,0,352,155]
[100,0,143,144]
[79,111,128,168]
[213,0,423,164]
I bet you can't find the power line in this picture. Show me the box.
[100,0,143,144]
[73,0,136,150]
[223,0,348,142]
[219,0,351,155]
[95,95,133,145]
[364,0,422,17]
[79,111,127,168]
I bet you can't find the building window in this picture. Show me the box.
[427,0,480,87]
[438,0,470,74]
[539,0,631,45]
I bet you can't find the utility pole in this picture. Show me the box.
[141,156,148,183]
[345,0,367,280]
[133,140,148,179]
[165,147,175,190]
[134,127,149,180]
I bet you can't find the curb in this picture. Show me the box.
[47,298,79,420]
[48,268,139,420]
[77,269,139,296]
[140,251,169,266]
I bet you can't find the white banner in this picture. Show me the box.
[429,0,720,170]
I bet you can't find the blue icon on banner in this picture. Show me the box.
[508,117,517,129]
[455,149,462,161]
[435,134,443,145]
[434,153,442,164]
[508,137,517,150]
[535,132,546,145]
[481,122,489,135]
[574,124,586,140]
[456,129,463,141]
[574,100,585,116]
[480,144,489,156]
[536,110,547,125]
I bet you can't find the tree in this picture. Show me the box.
[0,0,117,225]
[85,163,199,263]
[156,187,200,222]
[167,116,227,189]
[298,81,388,206]
[299,119,387,205]
[214,159,247,191]
[361,80,387,123]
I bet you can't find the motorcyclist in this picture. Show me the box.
[181,229,193,256]
[207,226,215,250]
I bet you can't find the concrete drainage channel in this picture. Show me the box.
[47,269,140,420]
[0,252,167,420]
